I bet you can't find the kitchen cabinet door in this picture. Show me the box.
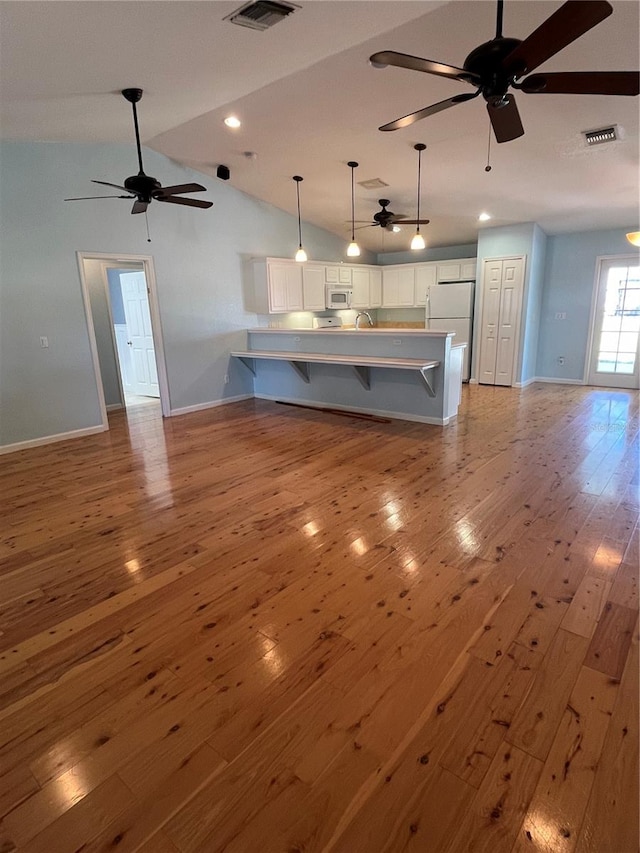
[382,268,400,306]
[369,268,382,308]
[397,266,416,305]
[268,262,303,313]
[415,263,437,306]
[351,268,370,309]
[302,265,327,311]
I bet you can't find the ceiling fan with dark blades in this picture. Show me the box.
[370,0,640,143]
[64,88,213,213]
[353,199,430,231]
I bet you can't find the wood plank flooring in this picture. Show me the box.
[0,384,637,852]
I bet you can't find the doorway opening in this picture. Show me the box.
[77,252,171,429]
[586,256,640,390]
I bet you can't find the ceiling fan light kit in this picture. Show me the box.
[346,161,361,257]
[64,88,213,221]
[370,0,639,143]
[293,175,307,262]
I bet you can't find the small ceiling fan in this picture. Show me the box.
[370,0,640,143]
[65,88,213,214]
[353,199,430,232]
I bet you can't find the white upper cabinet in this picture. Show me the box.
[268,261,303,312]
[302,265,327,311]
[436,259,477,282]
[369,268,382,308]
[351,267,371,309]
[415,263,438,306]
[325,265,352,284]
[382,266,416,307]
[350,267,382,309]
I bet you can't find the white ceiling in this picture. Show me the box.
[1,0,638,251]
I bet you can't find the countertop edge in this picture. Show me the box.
[247,328,454,337]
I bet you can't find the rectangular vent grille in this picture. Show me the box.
[225,0,298,31]
[358,178,389,190]
[583,125,618,146]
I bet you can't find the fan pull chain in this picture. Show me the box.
[485,122,493,172]
[144,210,151,242]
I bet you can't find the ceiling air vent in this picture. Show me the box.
[358,178,389,190]
[225,0,299,31]
[583,125,619,146]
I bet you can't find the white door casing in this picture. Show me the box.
[478,257,525,386]
[119,271,160,398]
[586,256,640,389]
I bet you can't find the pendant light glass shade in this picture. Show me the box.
[626,231,640,247]
[411,143,427,252]
[293,175,307,262]
[347,161,360,257]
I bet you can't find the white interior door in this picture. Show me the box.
[478,257,525,386]
[587,258,640,389]
[120,271,160,397]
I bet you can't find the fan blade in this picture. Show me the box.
[370,50,480,85]
[131,200,148,215]
[64,195,134,201]
[503,0,613,78]
[395,219,431,225]
[379,91,480,132]
[487,95,524,143]
[154,183,207,196]
[92,179,130,192]
[156,196,213,209]
[521,71,640,96]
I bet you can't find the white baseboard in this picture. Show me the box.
[254,393,447,425]
[169,394,253,417]
[468,378,478,384]
[533,376,585,385]
[106,403,124,411]
[514,376,538,388]
[0,424,108,456]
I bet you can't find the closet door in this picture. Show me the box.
[478,257,525,386]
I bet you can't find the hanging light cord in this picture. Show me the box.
[144,209,151,242]
[416,148,422,234]
[414,143,426,234]
[295,178,303,249]
[350,164,356,241]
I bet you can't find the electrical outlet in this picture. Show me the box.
[39,336,49,348]
[557,356,565,365]
[393,339,402,345]
[224,374,229,384]
[554,312,567,320]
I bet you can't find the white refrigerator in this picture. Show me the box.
[425,282,474,381]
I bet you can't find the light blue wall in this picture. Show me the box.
[377,242,477,265]
[520,224,547,384]
[0,141,358,446]
[107,269,127,325]
[536,229,638,381]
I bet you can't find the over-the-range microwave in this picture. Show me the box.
[326,287,352,309]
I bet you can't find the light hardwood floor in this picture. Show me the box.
[0,384,637,853]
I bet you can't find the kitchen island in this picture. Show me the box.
[232,328,465,424]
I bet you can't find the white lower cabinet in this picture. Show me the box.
[382,266,416,307]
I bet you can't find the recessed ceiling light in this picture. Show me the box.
[224,116,241,129]
[478,212,491,221]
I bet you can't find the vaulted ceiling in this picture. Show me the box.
[2,1,638,251]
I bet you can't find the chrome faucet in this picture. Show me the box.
[355,311,374,330]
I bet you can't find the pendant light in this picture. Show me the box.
[293,175,307,262]
[626,232,640,247]
[410,143,427,251]
[347,161,360,257]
